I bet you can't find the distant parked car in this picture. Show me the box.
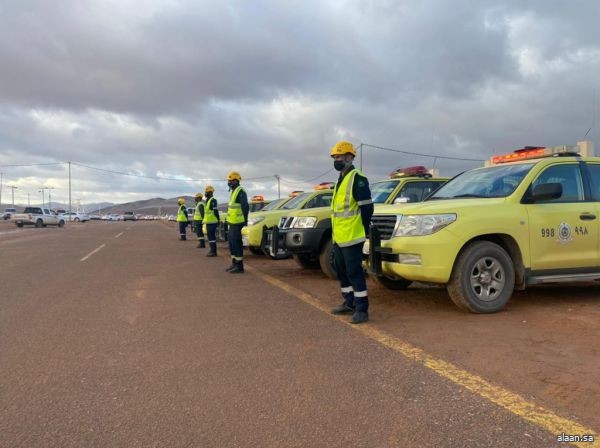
[167,215,176,222]
[122,211,137,221]
[60,212,90,222]
[108,214,121,221]
[3,207,16,220]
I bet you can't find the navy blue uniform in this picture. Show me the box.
[229,189,249,261]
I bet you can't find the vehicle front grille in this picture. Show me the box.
[279,216,294,230]
[370,215,399,240]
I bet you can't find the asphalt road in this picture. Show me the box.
[1,220,598,447]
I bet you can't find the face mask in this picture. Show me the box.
[227,181,235,190]
[334,160,346,171]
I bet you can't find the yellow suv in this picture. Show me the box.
[367,141,598,313]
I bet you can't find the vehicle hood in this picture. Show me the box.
[280,206,330,218]
[374,198,507,215]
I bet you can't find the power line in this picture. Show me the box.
[0,162,65,168]
[279,168,335,186]
[361,142,484,162]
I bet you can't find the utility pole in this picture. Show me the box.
[275,175,281,199]
[38,188,45,208]
[47,187,55,210]
[0,172,3,211]
[68,161,72,215]
[27,192,30,206]
[8,185,18,208]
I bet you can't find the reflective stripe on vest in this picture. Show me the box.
[227,186,246,225]
[331,169,366,247]
[193,201,204,221]
[176,204,188,222]
[204,197,218,224]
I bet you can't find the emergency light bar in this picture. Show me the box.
[490,145,580,165]
[289,190,304,197]
[389,166,431,178]
[251,195,265,202]
[314,181,335,190]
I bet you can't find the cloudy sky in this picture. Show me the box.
[1,0,599,206]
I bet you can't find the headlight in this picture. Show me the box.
[247,216,266,226]
[292,217,317,229]
[394,214,456,236]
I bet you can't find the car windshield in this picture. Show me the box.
[370,180,399,204]
[281,192,311,209]
[262,198,289,211]
[430,163,535,199]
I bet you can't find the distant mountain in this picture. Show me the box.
[98,196,197,216]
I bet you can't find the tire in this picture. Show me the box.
[74,217,80,222]
[35,219,43,228]
[319,238,337,279]
[447,241,515,313]
[16,223,23,228]
[294,254,320,269]
[58,220,65,228]
[249,246,263,256]
[372,274,413,290]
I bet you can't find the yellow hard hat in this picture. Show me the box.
[177,197,185,205]
[205,185,215,193]
[227,171,242,181]
[330,141,356,157]
[195,192,203,199]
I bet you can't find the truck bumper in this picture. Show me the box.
[280,228,326,254]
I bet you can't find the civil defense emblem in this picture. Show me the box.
[557,222,573,244]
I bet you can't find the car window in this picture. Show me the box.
[303,193,333,209]
[530,164,584,203]
[281,192,312,210]
[370,180,399,204]
[397,181,444,203]
[585,164,600,201]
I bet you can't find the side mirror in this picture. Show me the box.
[530,183,562,202]
[394,197,410,204]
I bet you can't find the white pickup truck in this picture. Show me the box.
[12,207,66,228]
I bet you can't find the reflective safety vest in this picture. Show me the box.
[176,204,188,222]
[331,169,366,247]
[204,197,218,224]
[227,186,246,225]
[193,201,205,221]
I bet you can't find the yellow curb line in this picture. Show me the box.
[246,263,598,448]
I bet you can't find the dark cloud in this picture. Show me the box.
[1,0,599,203]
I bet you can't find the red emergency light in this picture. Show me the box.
[251,195,265,202]
[389,166,430,178]
[289,190,304,197]
[491,147,546,164]
[314,181,335,190]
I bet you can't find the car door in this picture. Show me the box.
[525,162,598,271]
[583,162,600,266]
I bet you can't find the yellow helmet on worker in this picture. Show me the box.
[330,141,357,157]
[194,192,203,200]
[177,197,185,205]
[227,171,242,182]
[205,185,215,193]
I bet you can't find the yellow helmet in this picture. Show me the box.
[227,171,242,181]
[205,185,215,193]
[195,192,203,200]
[177,197,185,205]
[330,141,356,157]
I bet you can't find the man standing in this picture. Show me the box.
[176,197,189,241]
[193,192,206,248]
[225,171,249,274]
[204,185,220,257]
[329,141,374,324]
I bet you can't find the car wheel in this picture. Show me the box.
[58,220,65,228]
[74,217,80,222]
[447,241,515,313]
[16,223,24,228]
[35,219,43,228]
[372,275,413,290]
[294,254,320,269]
[249,246,264,256]
[319,238,337,279]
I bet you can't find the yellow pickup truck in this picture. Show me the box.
[367,140,599,313]
[272,167,448,278]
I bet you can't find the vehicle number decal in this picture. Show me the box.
[540,228,555,238]
[539,222,587,244]
[574,226,589,236]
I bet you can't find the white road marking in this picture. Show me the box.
[115,232,124,238]
[126,227,131,230]
[80,244,106,262]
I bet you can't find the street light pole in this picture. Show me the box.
[47,187,55,210]
[39,188,45,208]
[275,175,281,199]
[8,185,18,208]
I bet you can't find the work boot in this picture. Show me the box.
[179,235,186,241]
[229,260,244,274]
[206,243,217,256]
[331,303,355,315]
[206,251,217,257]
[350,311,369,324]
[225,259,236,271]
[200,240,206,248]
[196,241,202,248]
